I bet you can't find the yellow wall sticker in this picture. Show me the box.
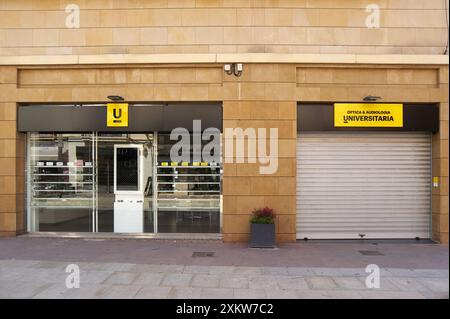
[107,103,128,127]
[334,103,403,127]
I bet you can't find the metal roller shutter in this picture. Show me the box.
[296,132,431,239]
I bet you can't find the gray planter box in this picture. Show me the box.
[250,223,276,248]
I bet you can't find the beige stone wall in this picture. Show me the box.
[0,66,25,236]
[223,100,297,242]
[0,62,448,242]
[432,66,449,244]
[0,0,448,56]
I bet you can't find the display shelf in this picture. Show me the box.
[157,190,220,193]
[30,160,95,205]
[156,165,220,169]
[158,174,221,177]
[31,205,93,209]
[157,182,220,185]
[33,198,93,201]
[33,181,92,184]
[157,207,220,211]
[33,173,92,176]
[31,166,93,168]
[156,158,222,215]
[33,189,93,192]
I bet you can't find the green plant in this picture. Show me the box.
[250,206,276,224]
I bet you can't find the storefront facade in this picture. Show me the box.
[0,1,448,243]
[20,103,222,236]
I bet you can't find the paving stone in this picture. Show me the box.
[78,262,136,272]
[232,267,262,276]
[347,267,390,279]
[103,272,139,285]
[385,268,448,279]
[385,277,430,292]
[410,269,449,278]
[76,262,109,271]
[208,266,235,275]
[0,259,41,269]
[276,276,309,290]
[13,268,67,284]
[66,284,107,299]
[200,288,233,299]
[129,264,167,273]
[248,275,278,289]
[358,290,426,299]
[1,257,448,300]
[0,268,33,282]
[161,273,193,287]
[312,268,348,276]
[384,268,417,277]
[157,264,185,273]
[333,277,368,290]
[0,280,51,298]
[295,290,331,299]
[168,287,202,299]
[94,285,142,299]
[30,260,67,270]
[306,276,338,290]
[219,276,249,289]
[132,273,165,286]
[261,267,289,276]
[32,282,116,299]
[191,274,220,288]
[80,270,114,285]
[184,265,211,274]
[416,277,450,292]
[134,286,172,299]
[417,290,449,299]
[233,289,266,299]
[325,290,363,299]
[370,277,408,291]
[286,267,315,276]
[265,288,297,299]
[336,268,366,277]
[128,263,184,273]
[32,283,84,299]
[379,268,395,277]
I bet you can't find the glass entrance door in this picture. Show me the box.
[96,134,155,233]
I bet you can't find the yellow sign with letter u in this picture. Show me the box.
[334,103,403,127]
[107,103,128,127]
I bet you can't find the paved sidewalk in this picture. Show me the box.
[0,259,448,299]
[1,237,448,268]
[0,237,448,299]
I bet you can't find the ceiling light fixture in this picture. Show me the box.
[107,95,125,101]
[363,95,381,102]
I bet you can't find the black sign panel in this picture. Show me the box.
[297,103,439,132]
[17,103,222,132]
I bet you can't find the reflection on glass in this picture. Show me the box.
[156,134,221,233]
[29,133,94,232]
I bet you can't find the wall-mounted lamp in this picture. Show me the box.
[107,95,125,102]
[363,95,381,102]
[224,63,243,77]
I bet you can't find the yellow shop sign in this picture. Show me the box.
[107,103,128,127]
[334,103,403,127]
